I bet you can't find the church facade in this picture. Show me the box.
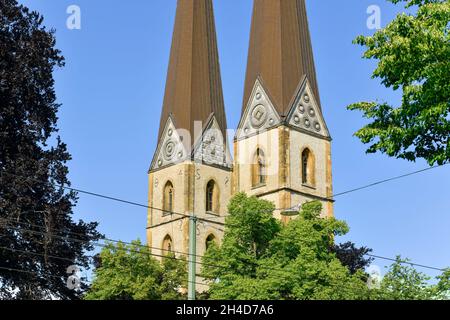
[147,0,333,264]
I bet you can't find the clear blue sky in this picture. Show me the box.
[18,0,449,278]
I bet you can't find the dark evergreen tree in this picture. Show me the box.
[0,0,101,299]
[332,242,374,275]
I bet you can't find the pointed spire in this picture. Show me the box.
[157,0,227,143]
[242,0,321,116]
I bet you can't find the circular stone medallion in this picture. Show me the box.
[304,118,311,128]
[298,104,305,114]
[164,140,176,161]
[250,104,268,129]
[304,94,310,103]
[314,121,321,132]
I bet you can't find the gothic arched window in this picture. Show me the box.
[206,180,219,213]
[163,181,174,214]
[301,148,316,186]
[162,235,173,254]
[205,234,217,251]
[252,148,266,187]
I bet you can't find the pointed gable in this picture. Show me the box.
[192,114,232,168]
[151,115,187,171]
[286,76,330,138]
[236,78,281,140]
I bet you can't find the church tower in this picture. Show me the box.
[233,0,334,219]
[147,0,232,258]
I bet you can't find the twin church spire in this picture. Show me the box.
[156,0,322,144]
[243,0,321,116]
[157,0,227,143]
[148,0,333,265]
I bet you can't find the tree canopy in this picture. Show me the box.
[372,257,450,300]
[85,240,187,300]
[201,193,450,300]
[0,0,101,299]
[201,194,371,300]
[332,242,374,275]
[348,0,449,165]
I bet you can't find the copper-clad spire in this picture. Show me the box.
[242,0,321,116]
[158,0,227,142]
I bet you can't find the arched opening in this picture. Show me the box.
[163,181,174,214]
[301,148,316,186]
[206,180,219,213]
[205,234,217,251]
[162,235,173,254]
[252,148,266,187]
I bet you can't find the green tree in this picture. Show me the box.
[347,0,450,165]
[331,242,374,275]
[0,0,101,299]
[373,257,450,300]
[202,194,370,300]
[85,240,187,300]
[435,269,450,299]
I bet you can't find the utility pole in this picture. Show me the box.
[188,215,197,300]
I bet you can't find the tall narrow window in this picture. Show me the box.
[163,181,174,214]
[301,148,315,186]
[206,180,218,213]
[302,149,309,184]
[258,158,264,184]
[252,148,266,186]
[205,234,216,251]
[162,235,173,254]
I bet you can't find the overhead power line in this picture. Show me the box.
[0,223,230,273]
[0,265,206,288]
[0,216,204,260]
[2,163,448,228]
[0,244,88,264]
[1,165,448,274]
[366,254,446,272]
[331,164,447,199]
[0,265,63,279]
[1,218,446,273]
